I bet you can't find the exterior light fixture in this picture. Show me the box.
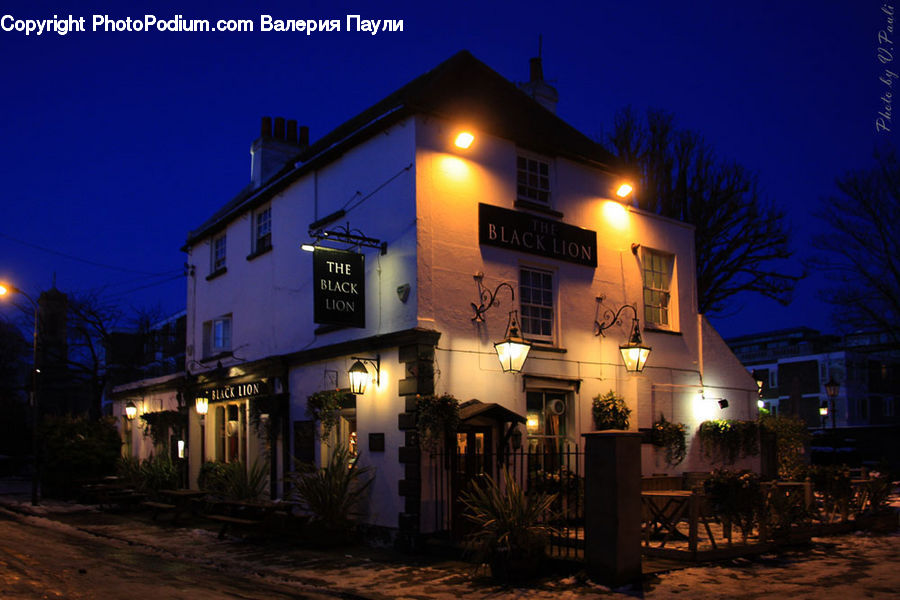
[348,355,380,394]
[125,401,137,420]
[615,183,634,198]
[594,296,652,373]
[717,399,729,409]
[495,310,531,373]
[195,396,209,417]
[454,131,475,149]
[470,273,515,322]
[300,243,316,252]
[819,402,829,417]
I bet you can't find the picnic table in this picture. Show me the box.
[148,489,208,523]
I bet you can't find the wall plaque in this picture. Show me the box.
[478,202,598,267]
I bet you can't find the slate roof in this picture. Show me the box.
[185,50,620,247]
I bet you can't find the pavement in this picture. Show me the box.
[2,477,899,599]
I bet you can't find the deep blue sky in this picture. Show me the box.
[0,1,894,339]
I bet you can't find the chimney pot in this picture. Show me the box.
[529,57,543,82]
[286,120,298,144]
[261,116,272,137]
[299,125,309,147]
[273,117,285,140]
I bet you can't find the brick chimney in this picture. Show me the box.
[250,117,309,189]
[518,56,558,114]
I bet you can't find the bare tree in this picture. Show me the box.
[812,146,900,342]
[607,107,801,315]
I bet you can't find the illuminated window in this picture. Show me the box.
[520,267,554,341]
[202,315,232,357]
[517,154,551,205]
[642,249,674,327]
[526,391,570,453]
[211,233,226,272]
[254,206,272,253]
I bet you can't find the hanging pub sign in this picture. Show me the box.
[478,203,598,267]
[313,247,366,328]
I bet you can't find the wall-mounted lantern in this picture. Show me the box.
[348,355,380,395]
[195,396,209,418]
[594,296,651,373]
[124,401,137,421]
[495,310,531,373]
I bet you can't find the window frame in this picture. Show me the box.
[641,248,675,330]
[519,265,556,344]
[203,314,232,358]
[211,233,227,274]
[516,152,553,207]
[253,205,272,254]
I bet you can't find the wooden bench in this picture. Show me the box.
[142,501,177,520]
[205,514,262,538]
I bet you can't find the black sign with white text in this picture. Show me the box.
[478,203,598,267]
[313,247,366,328]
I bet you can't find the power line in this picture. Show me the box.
[0,231,177,276]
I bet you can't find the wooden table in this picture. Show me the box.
[641,490,716,553]
[156,489,208,523]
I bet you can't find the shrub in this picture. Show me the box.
[592,390,631,430]
[287,445,373,533]
[703,469,764,542]
[759,414,810,480]
[117,454,179,493]
[40,415,121,497]
[198,460,268,501]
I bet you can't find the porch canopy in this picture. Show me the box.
[458,399,526,427]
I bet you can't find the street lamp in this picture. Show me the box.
[0,282,41,505]
[825,376,839,430]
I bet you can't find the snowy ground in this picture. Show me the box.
[1,477,898,599]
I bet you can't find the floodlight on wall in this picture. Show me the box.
[195,397,209,417]
[124,401,137,421]
[495,310,532,373]
[718,399,729,409]
[594,296,652,373]
[471,273,515,322]
[615,183,634,198]
[454,131,475,149]
[348,355,380,394]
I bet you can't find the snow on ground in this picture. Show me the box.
[2,477,899,599]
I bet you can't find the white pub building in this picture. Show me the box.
[112,51,758,540]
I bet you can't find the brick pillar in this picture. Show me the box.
[582,430,642,586]
[396,342,436,550]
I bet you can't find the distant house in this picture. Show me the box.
[727,327,900,428]
[112,51,758,538]
[107,312,186,461]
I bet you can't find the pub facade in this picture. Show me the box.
[116,51,759,538]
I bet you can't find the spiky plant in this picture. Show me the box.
[459,467,557,575]
[288,445,373,532]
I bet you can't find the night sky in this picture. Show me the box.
[0,1,894,339]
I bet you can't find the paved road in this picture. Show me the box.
[0,508,337,600]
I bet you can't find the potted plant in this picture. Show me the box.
[459,467,556,583]
[592,390,631,430]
